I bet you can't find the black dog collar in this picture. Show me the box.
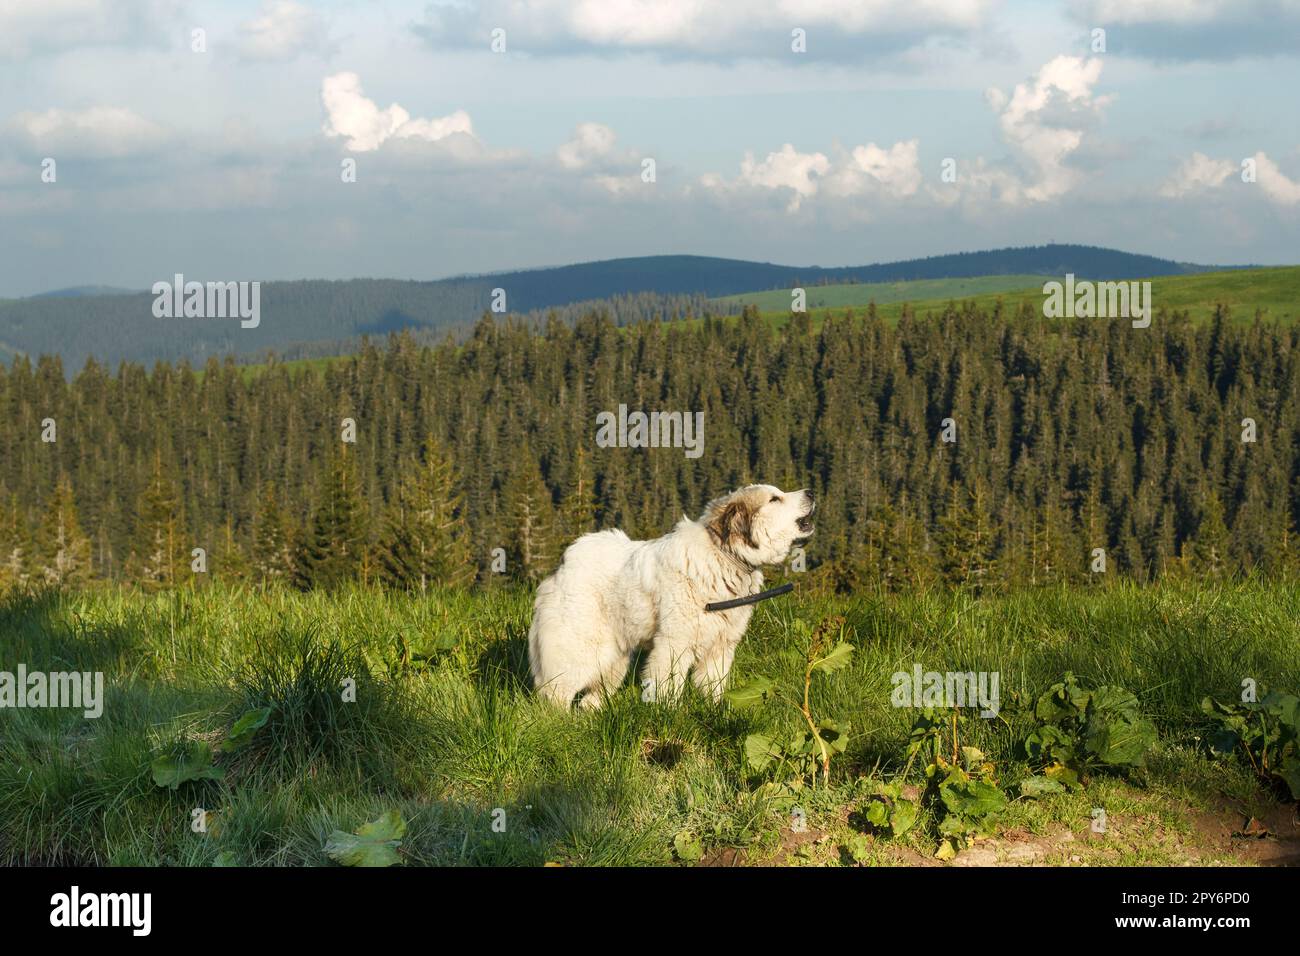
[705,582,794,612]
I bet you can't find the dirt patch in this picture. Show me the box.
[1187,798,1300,866]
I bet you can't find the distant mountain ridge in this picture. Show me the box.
[0,244,1234,369]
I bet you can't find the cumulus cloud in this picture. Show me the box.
[983,55,1110,203]
[702,55,1115,214]
[412,0,996,61]
[556,122,618,169]
[0,0,180,58]
[730,144,831,211]
[1158,151,1300,206]
[824,140,923,199]
[703,138,924,213]
[1159,151,1236,198]
[238,1,331,61]
[8,106,167,158]
[321,72,474,152]
[1067,0,1300,60]
[1253,152,1300,206]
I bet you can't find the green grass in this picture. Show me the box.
[2,581,1295,867]
[715,265,1300,329]
[709,275,1053,313]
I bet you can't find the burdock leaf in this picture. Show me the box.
[151,742,224,790]
[743,733,782,771]
[810,642,854,675]
[673,831,703,862]
[325,810,406,867]
[724,676,775,709]
[1019,775,1066,798]
[222,706,272,752]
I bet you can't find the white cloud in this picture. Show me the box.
[1252,152,1300,207]
[8,106,166,158]
[1159,151,1235,197]
[735,144,831,211]
[984,55,1110,203]
[321,72,474,152]
[556,123,618,169]
[413,0,996,60]
[703,137,923,213]
[824,140,923,199]
[238,1,331,61]
[1158,150,1300,206]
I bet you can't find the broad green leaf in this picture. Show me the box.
[222,706,272,752]
[865,801,889,828]
[845,833,871,864]
[1085,714,1156,767]
[673,831,703,862]
[724,676,775,710]
[324,810,406,867]
[810,642,854,675]
[743,733,782,771]
[889,800,918,837]
[939,778,1007,820]
[1044,762,1081,790]
[151,742,224,790]
[1019,775,1066,797]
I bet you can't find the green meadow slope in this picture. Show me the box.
[717,265,1300,328]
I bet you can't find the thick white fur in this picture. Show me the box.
[528,484,815,708]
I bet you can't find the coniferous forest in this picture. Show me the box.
[2,301,1298,593]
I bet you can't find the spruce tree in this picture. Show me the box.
[252,483,296,585]
[296,450,369,589]
[131,456,185,590]
[36,474,92,586]
[378,438,474,591]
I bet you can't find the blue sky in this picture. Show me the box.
[1,0,1298,296]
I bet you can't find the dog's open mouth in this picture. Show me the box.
[796,514,815,536]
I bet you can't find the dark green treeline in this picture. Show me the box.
[2,303,1298,591]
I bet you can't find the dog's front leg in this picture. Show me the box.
[642,639,694,704]
[692,642,737,702]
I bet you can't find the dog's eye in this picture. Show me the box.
[770,495,781,503]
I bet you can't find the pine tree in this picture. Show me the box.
[0,492,33,590]
[561,444,596,542]
[505,452,558,582]
[1188,490,1231,578]
[296,450,369,589]
[213,514,251,584]
[251,483,296,585]
[378,439,474,591]
[131,456,185,590]
[36,474,92,586]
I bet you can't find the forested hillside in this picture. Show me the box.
[3,298,1296,593]
[0,244,1218,369]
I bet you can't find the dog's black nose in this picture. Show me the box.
[804,488,815,504]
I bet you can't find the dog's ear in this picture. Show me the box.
[707,497,754,549]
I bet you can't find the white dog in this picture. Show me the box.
[528,484,815,708]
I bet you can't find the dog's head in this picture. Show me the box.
[701,484,815,567]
